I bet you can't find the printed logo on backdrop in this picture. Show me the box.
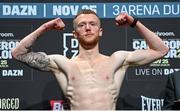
[126,24,180,81]
[0,26,33,81]
[0,97,20,110]
[50,100,64,111]
[141,95,164,111]
[63,33,79,58]
[1,3,180,18]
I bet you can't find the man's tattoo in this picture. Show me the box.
[17,52,50,71]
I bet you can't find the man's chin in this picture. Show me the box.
[80,41,98,49]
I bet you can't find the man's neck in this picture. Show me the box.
[78,44,101,61]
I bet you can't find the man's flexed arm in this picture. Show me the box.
[11,18,65,71]
[115,13,169,66]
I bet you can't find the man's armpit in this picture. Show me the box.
[17,52,50,71]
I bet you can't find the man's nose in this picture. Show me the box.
[85,24,91,31]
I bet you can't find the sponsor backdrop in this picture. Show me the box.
[0,0,180,110]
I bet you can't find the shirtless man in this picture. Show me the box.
[12,9,169,110]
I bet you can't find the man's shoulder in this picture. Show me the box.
[111,50,130,57]
[48,54,70,62]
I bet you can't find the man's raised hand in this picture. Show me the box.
[115,13,134,27]
[42,18,65,31]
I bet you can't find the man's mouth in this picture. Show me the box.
[85,33,93,36]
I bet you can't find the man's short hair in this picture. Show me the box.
[73,9,101,29]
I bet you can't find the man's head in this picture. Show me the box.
[73,9,101,29]
[73,9,103,49]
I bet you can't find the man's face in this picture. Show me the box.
[73,14,102,49]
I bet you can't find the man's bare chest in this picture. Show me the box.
[67,61,114,86]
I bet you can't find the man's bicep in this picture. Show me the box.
[16,51,52,71]
[126,49,161,66]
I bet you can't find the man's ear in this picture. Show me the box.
[72,30,77,39]
[99,28,103,37]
